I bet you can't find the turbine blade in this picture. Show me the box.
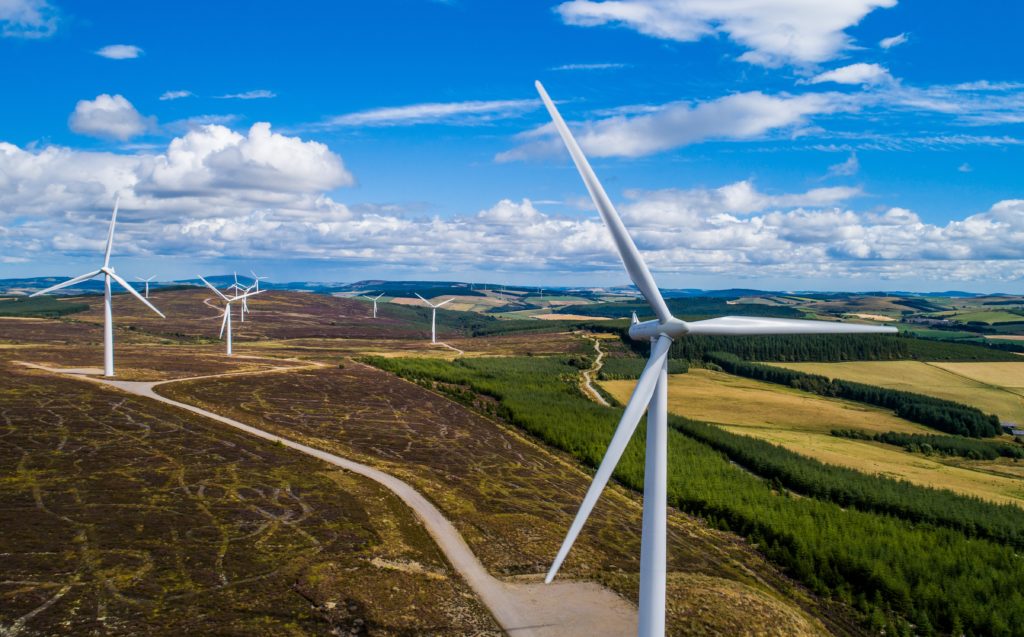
[198,276,230,301]
[29,270,103,297]
[535,81,672,324]
[436,298,454,308]
[685,316,899,336]
[109,270,165,318]
[546,334,672,583]
[103,197,119,268]
[415,292,433,307]
[219,306,229,338]
[374,293,385,300]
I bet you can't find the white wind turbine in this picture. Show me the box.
[250,270,269,292]
[198,275,260,356]
[414,293,454,344]
[362,292,385,319]
[535,81,897,637]
[31,198,165,377]
[135,275,156,298]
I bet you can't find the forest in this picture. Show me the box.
[0,295,89,317]
[367,354,1024,636]
[605,329,1022,362]
[706,352,1002,437]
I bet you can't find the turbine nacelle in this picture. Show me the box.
[628,316,688,341]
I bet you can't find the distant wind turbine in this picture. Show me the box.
[31,198,165,377]
[250,270,269,292]
[198,275,260,356]
[362,292,385,319]
[135,275,156,298]
[414,293,453,344]
[535,81,897,637]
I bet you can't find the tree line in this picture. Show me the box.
[833,429,1024,460]
[706,352,1002,437]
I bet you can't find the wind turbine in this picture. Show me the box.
[136,275,156,298]
[30,198,165,377]
[414,293,453,344]
[535,81,897,637]
[362,292,385,319]
[198,275,259,356]
[250,270,269,292]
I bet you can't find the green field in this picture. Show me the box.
[769,361,1024,423]
[949,310,1024,324]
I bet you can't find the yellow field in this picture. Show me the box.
[718,426,1024,506]
[768,361,1024,422]
[602,369,930,434]
[600,369,1024,506]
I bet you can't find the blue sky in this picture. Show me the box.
[1,0,1022,292]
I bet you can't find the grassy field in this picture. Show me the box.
[604,369,931,434]
[601,369,1024,506]
[949,310,1024,324]
[0,363,499,635]
[768,361,1024,423]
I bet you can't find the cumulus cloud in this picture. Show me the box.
[555,0,896,67]
[216,90,276,100]
[0,0,57,38]
[499,90,849,160]
[159,90,193,101]
[96,44,143,59]
[958,162,972,173]
[319,99,539,128]
[0,143,1021,284]
[807,62,894,85]
[879,32,908,49]
[68,94,153,141]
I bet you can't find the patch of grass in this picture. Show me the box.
[768,361,1024,423]
[603,369,928,435]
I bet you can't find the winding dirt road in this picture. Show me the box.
[20,362,636,637]
[581,335,610,407]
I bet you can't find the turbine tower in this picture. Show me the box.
[535,81,897,637]
[414,293,453,344]
[198,275,259,356]
[31,198,165,377]
[136,275,156,298]
[362,292,385,319]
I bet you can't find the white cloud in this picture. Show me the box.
[0,147,1021,284]
[0,0,57,38]
[68,94,153,141]
[827,153,859,177]
[504,78,1024,160]
[879,32,908,49]
[96,44,143,59]
[958,162,972,173]
[216,90,276,100]
[159,90,193,101]
[808,62,894,86]
[320,99,539,128]
[555,0,896,67]
[500,90,849,160]
[551,63,629,71]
